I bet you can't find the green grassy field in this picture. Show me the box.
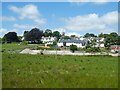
[2,43,38,53]
[2,52,118,88]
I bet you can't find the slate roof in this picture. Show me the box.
[58,40,86,44]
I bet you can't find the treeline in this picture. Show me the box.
[1,28,61,43]
[85,32,120,48]
[1,27,120,48]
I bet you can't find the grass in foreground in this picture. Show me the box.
[2,53,118,88]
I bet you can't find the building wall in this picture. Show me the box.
[57,42,85,48]
[111,45,120,51]
[57,43,63,47]
[100,44,104,47]
[41,37,56,43]
[94,43,104,48]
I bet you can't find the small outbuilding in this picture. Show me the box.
[110,45,120,53]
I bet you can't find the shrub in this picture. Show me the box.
[1,49,5,52]
[21,40,28,45]
[36,47,44,50]
[70,44,77,53]
[85,47,101,53]
[47,44,53,47]
[92,47,101,52]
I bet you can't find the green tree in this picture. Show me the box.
[63,36,71,40]
[23,31,29,36]
[117,36,120,45]
[109,32,118,45]
[52,31,61,41]
[3,32,19,43]
[84,33,97,38]
[91,39,96,47]
[70,44,77,53]
[0,38,2,44]
[91,47,101,52]
[104,32,119,49]
[24,28,43,43]
[43,29,52,37]
[18,36,23,42]
[85,41,91,49]
[85,39,96,49]
[98,33,104,38]
[21,40,28,45]
[105,36,111,49]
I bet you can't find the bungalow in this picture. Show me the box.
[57,40,86,48]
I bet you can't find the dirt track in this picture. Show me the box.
[20,48,120,56]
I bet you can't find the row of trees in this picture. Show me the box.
[1,28,120,49]
[2,28,62,43]
[85,32,120,48]
[23,28,61,43]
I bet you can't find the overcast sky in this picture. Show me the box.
[0,2,118,37]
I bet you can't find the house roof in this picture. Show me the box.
[58,40,86,44]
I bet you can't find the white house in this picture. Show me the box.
[94,43,104,48]
[41,36,57,44]
[57,40,86,48]
[95,38,105,48]
[85,37,105,48]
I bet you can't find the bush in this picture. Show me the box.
[70,44,77,53]
[1,49,5,52]
[47,44,53,47]
[115,51,118,53]
[85,47,101,53]
[36,47,44,50]
[21,41,28,45]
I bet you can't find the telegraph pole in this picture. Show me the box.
[55,40,57,60]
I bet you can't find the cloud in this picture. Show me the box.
[68,0,119,5]
[62,11,118,34]
[9,4,46,25]
[0,16,16,22]
[52,28,81,36]
[52,28,66,34]
[68,0,119,3]
[13,24,37,29]
[0,28,7,33]
[67,32,81,36]
[101,11,118,25]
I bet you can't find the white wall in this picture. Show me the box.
[57,42,85,48]
[57,43,63,47]
[100,44,104,48]
[41,37,56,43]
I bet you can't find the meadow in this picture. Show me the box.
[2,52,118,88]
[2,43,38,53]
